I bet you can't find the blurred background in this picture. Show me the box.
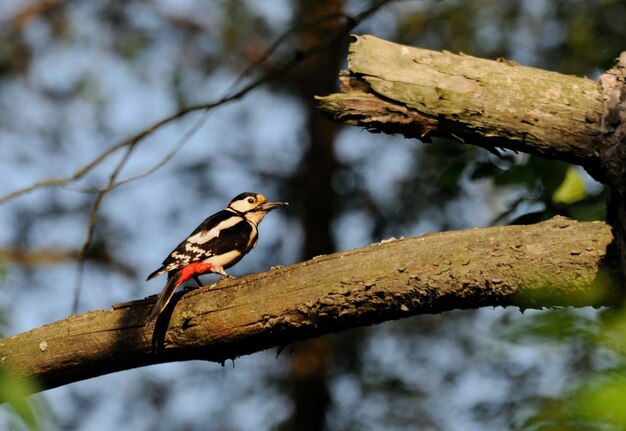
[1,0,625,430]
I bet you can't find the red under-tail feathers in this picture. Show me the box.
[146,262,213,324]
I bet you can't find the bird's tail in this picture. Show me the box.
[146,273,180,324]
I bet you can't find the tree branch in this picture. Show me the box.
[0,217,621,393]
[316,35,605,180]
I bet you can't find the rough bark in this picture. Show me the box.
[0,217,622,393]
[600,53,626,274]
[316,35,605,180]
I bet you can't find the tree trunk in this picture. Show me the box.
[0,218,621,393]
[288,0,344,428]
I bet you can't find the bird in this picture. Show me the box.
[146,192,288,324]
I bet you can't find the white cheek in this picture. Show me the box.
[230,200,255,212]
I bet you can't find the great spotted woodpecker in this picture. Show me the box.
[146,192,288,323]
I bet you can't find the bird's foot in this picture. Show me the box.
[213,265,235,279]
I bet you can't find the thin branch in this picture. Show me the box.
[0,248,79,266]
[98,110,212,191]
[72,144,136,313]
[0,140,132,205]
[226,11,347,94]
[0,0,391,206]
[0,247,136,277]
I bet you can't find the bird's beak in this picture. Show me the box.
[257,201,288,211]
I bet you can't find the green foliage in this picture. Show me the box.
[0,271,41,430]
[503,307,626,431]
[572,373,626,428]
[478,156,606,224]
[0,370,40,431]
[503,309,598,344]
[552,168,586,206]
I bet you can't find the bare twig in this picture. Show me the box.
[226,11,346,94]
[0,247,135,276]
[0,140,132,205]
[0,248,79,266]
[72,144,136,313]
[1,0,391,207]
[97,110,212,191]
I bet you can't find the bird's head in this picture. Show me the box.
[228,192,288,224]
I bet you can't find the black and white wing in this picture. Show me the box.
[146,210,256,280]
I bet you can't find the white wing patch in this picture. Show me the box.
[184,243,207,255]
[171,251,191,262]
[188,216,242,244]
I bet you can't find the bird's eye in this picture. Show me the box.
[247,197,255,204]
